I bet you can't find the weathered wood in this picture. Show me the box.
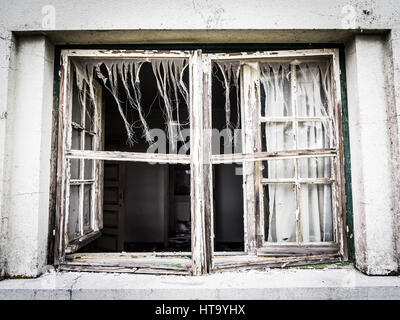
[59,265,191,275]
[66,252,192,259]
[211,148,337,164]
[259,116,332,122]
[62,252,192,274]
[65,76,104,254]
[213,253,341,270]
[261,178,334,184]
[257,244,339,256]
[53,48,348,274]
[202,55,213,272]
[66,149,190,164]
[207,49,337,61]
[63,260,190,271]
[241,63,260,254]
[290,62,301,243]
[65,230,102,254]
[190,49,209,275]
[332,48,348,261]
[63,49,190,59]
[54,56,68,265]
[69,179,95,185]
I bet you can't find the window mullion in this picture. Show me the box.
[79,82,87,236]
[290,63,301,244]
[241,63,260,254]
[190,50,212,275]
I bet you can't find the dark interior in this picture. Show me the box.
[80,60,244,253]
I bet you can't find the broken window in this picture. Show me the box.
[55,49,347,275]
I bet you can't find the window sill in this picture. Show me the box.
[1,265,400,299]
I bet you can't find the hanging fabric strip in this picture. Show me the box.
[215,61,241,142]
[72,58,190,148]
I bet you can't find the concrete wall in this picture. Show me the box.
[0,0,399,32]
[0,0,399,277]
[1,36,53,277]
[345,35,398,274]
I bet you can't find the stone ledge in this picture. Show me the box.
[0,266,399,300]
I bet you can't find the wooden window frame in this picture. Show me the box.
[66,77,104,253]
[54,48,347,275]
[205,49,348,271]
[55,49,202,275]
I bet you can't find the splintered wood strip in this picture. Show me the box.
[259,116,332,122]
[207,49,337,61]
[256,243,339,256]
[65,230,102,254]
[212,254,341,270]
[59,265,191,275]
[63,255,192,271]
[66,150,191,164]
[66,252,192,259]
[260,178,334,184]
[63,49,191,59]
[69,179,95,185]
[241,63,259,254]
[291,62,301,244]
[54,54,70,264]
[62,262,191,271]
[190,49,208,275]
[211,149,337,163]
[332,49,348,260]
[202,55,213,272]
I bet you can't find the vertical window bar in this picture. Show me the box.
[79,82,87,235]
[290,63,301,244]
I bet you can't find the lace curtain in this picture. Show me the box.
[261,62,333,243]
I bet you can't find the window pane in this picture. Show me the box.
[83,184,92,233]
[298,121,331,149]
[85,98,95,132]
[72,74,82,125]
[300,184,333,242]
[213,164,244,251]
[296,62,331,118]
[84,133,93,150]
[264,184,296,243]
[261,122,294,152]
[84,159,93,179]
[259,63,292,117]
[299,157,332,179]
[211,62,241,155]
[70,159,80,180]
[262,159,295,179]
[102,60,190,154]
[68,185,80,240]
[71,128,81,150]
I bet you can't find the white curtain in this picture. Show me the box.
[261,62,333,243]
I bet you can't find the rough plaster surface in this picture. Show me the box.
[0,31,15,278]
[0,267,399,300]
[345,35,398,275]
[2,36,54,277]
[0,0,400,31]
[384,29,400,273]
[0,0,399,277]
